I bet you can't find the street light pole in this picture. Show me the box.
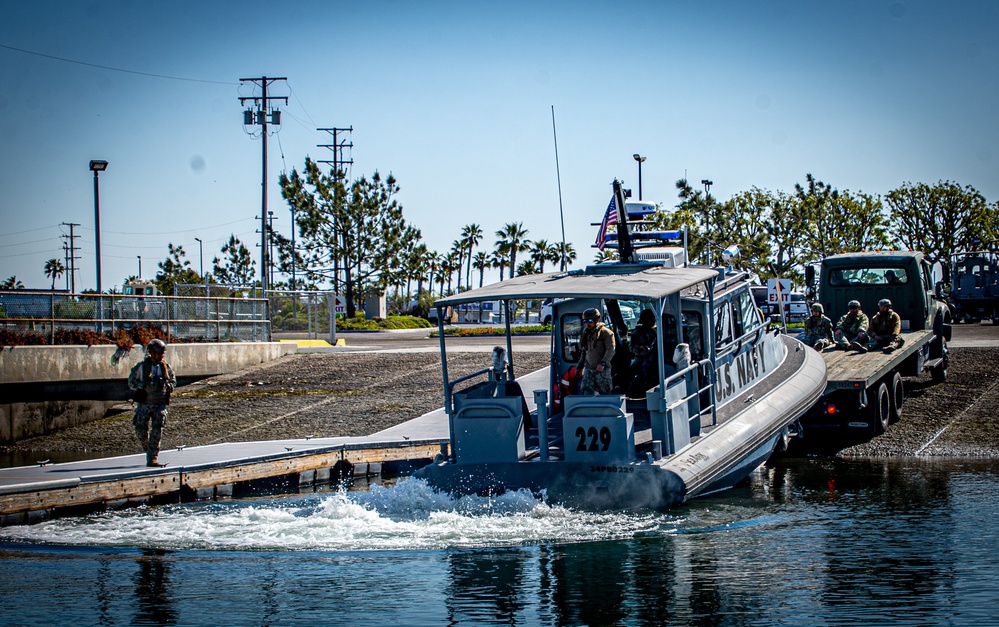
[633,154,646,200]
[137,256,142,279]
[194,237,204,279]
[89,160,108,293]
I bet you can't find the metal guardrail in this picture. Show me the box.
[0,291,271,343]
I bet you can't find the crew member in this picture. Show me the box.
[128,338,176,467]
[866,298,904,352]
[798,302,834,350]
[834,300,870,351]
[577,308,616,395]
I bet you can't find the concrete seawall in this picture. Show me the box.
[0,342,298,443]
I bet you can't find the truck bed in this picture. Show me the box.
[818,329,933,391]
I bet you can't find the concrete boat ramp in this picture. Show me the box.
[0,407,454,527]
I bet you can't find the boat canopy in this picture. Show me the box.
[435,264,719,307]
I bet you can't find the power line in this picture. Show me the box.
[0,43,235,85]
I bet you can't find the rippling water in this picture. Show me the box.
[2,457,997,626]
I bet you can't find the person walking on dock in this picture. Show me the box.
[128,339,176,467]
[577,307,616,395]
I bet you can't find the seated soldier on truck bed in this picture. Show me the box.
[866,298,904,352]
[834,300,870,351]
[798,302,834,350]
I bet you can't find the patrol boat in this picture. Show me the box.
[416,181,827,510]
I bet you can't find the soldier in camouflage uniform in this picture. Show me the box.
[798,302,834,350]
[577,307,616,395]
[127,339,177,467]
[834,300,870,351]
[866,298,904,352]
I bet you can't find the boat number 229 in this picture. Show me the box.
[575,425,611,452]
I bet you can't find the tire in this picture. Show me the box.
[931,337,949,384]
[543,315,552,325]
[932,358,948,383]
[869,381,890,435]
[889,371,904,423]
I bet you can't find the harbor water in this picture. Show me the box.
[1,456,997,626]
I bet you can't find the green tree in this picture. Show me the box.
[795,174,889,260]
[671,178,718,264]
[472,251,489,288]
[461,223,483,289]
[450,239,466,291]
[1,276,24,289]
[555,241,577,271]
[44,258,65,290]
[495,222,529,279]
[723,189,775,278]
[593,249,618,264]
[212,235,256,286]
[280,159,420,317]
[443,250,460,294]
[885,181,990,265]
[491,244,510,281]
[529,239,559,274]
[516,259,538,276]
[155,243,202,295]
[403,242,429,305]
[757,189,810,284]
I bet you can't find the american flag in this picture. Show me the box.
[595,196,617,250]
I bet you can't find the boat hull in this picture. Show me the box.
[417,337,826,510]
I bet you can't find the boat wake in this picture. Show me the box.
[0,478,779,552]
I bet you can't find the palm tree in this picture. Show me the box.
[555,241,577,271]
[594,249,618,264]
[461,223,483,290]
[443,251,460,295]
[495,222,529,280]
[472,251,489,288]
[1,276,24,289]
[427,252,442,297]
[44,258,65,290]
[491,244,510,281]
[404,243,428,306]
[530,239,559,274]
[450,239,466,291]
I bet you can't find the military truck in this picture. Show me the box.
[948,250,999,324]
[115,280,166,320]
[800,251,951,435]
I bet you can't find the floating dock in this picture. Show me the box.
[0,409,451,527]
[0,368,549,526]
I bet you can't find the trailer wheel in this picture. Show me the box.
[889,372,904,423]
[931,357,948,383]
[870,382,890,435]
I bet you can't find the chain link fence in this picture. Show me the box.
[0,290,270,343]
[175,285,335,340]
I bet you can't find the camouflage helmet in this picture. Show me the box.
[879,298,892,308]
[147,338,167,353]
[811,303,824,313]
[848,300,861,309]
[582,308,601,322]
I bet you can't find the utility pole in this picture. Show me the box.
[267,211,277,287]
[317,126,353,177]
[61,222,80,293]
[62,241,71,291]
[317,126,353,295]
[239,76,287,293]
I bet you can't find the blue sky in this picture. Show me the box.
[1,0,996,291]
